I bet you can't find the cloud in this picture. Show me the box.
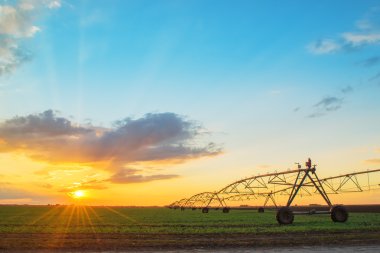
[307,8,380,55]
[256,164,271,169]
[314,96,344,111]
[0,182,61,204]
[48,0,61,9]
[307,112,325,118]
[307,39,341,54]
[307,96,344,118]
[17,0,62,11]
[0,37,31,76]
[341,85,354,94]
[308,33,380,55]
[0,0,61,76]
[59,179,108,192]
[0,110,90,138]
[369,71,380,82]
[0,4,40,38]
[342,32,380,47]
[358,56,380,67]
[109,168,179,184]
[0,110,222,183]
[356,19,372,30]
[365,159,380,164]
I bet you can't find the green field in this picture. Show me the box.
[0,205,379,250]
[0,205,379,234]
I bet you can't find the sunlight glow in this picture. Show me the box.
[71,190,86,199]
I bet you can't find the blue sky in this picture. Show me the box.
[1,0,380,205]
[2,0,379,120]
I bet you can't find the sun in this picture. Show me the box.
[71,190,86,199]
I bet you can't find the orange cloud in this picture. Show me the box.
[365,159,380,164]
[0,110,222,183]
[108,168,179,184]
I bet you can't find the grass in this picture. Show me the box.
[0,205,379,234]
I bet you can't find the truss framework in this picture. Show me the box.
[168,160,380,210]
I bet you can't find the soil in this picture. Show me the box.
[0,230,379,251]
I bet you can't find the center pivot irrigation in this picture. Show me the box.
[168,158,380,225]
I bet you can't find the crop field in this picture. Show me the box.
[0,205,379,251]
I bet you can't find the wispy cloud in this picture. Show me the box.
[0,0,61,76]
[0,37,31,76]
[305,7,380,118]
[307,112,325,118]
[307,8,380,55]
[341,85,354,94]
[355,19,372,30]
[300,86,352,118]
[358,56,380,67]
[365,159,380,164]
[314,96,344,111]
[0,110,222,183]
[59,179,108,192]
[0,181,62,204]
[256,164,272,170]
[369,71,380,82]
[307,96,344,118]
[109,168,179,184]
[307,39,341,54]
[308,33,380,55]
[48,0,61,9]
[342,32,380,47]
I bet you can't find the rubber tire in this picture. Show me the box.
[258,207,265,213]
[222,207,230,213]
[276,207,294,225]
[202,207,209,213]
[330,205,348,222]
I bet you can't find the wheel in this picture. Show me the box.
[330,205,348,222]
[222,207,230,213]
[258,207,265,213]
[276,207,294,225]
[202,207,209,213]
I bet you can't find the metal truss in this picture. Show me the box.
[168,160,380,210]
[316,169,380,194]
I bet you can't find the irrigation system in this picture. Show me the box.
[168,158,380,224]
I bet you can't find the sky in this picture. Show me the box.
[0,0,380,206]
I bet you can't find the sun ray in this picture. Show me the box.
[41,205,74,249]
[86,206,103,224]
[104,206,139,224]
[26,205,61,227]
[82,206,102,248]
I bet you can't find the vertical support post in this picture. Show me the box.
[286,169,310,206]
[307,169,332,207]
[287,170,301,205]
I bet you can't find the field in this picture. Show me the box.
[0,205,379,251]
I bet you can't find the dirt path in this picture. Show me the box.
[0,231,379,251]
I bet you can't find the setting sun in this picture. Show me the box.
[71,190,86,199]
